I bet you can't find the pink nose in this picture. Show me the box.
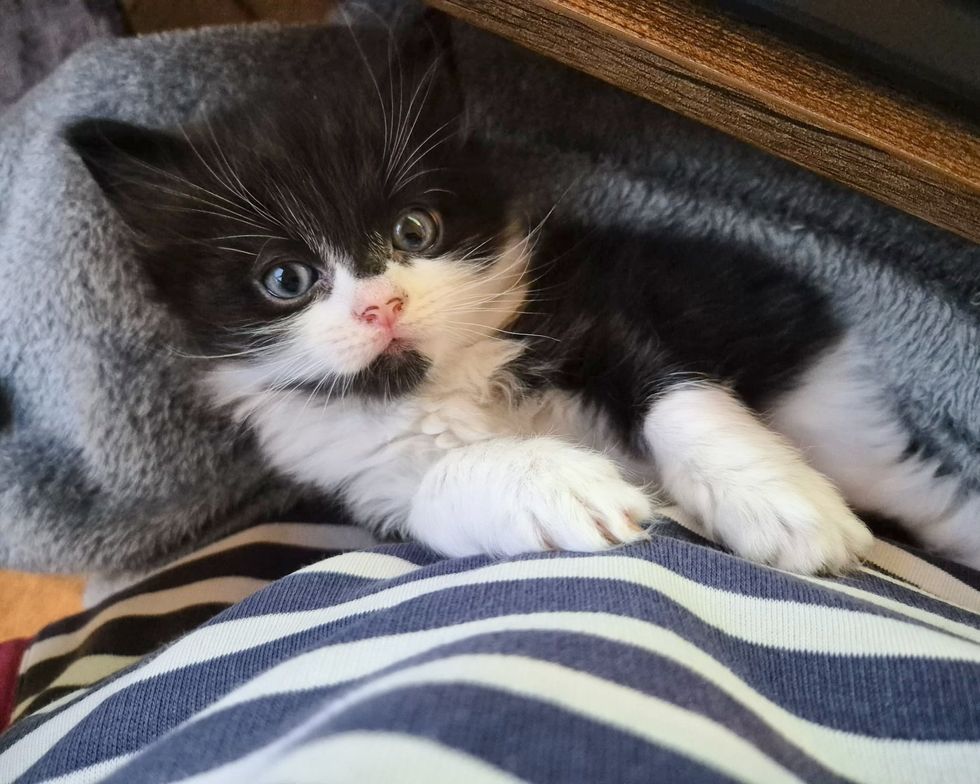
[356,296,405,329]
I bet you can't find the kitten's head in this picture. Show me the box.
[65,15,527,405]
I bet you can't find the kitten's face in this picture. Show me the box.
[67,62,527,404]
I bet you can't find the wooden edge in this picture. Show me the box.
[429,0,980,244]
[558,0,979,190]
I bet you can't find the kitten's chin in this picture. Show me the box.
[382,338,414,356]
[348,347,432,400]
[266,349,431,404]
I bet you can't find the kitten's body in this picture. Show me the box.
[65,16,978,572]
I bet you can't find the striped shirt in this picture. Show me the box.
[0,513,977,783]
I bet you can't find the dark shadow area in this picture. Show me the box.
[714,0,980,124]
[0,0,124,113]
[0,379,11,432]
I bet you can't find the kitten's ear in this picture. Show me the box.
[396,8,455,65]
[63,118,191,231]
[392,9,464,125]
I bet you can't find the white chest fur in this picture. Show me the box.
[210,334,972,572]
[214,339,624,535]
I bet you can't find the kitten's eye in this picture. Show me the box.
[261,261,318,300]
[392,208,440,253]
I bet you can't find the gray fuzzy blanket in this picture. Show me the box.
[0,0,123,113]
[1,3,978,575]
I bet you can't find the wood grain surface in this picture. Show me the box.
[429,0,980,244]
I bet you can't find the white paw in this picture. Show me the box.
[644,384,873,574]
[701,461,874,574]
[409,437,653,558]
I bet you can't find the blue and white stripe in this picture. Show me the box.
[1,518,978,784]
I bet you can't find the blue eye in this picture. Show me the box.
[261,261,317,300]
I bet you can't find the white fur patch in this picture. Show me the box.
[770,341,980,569]
[219,338,524,532]
[407,437,652,557]
[384,236,530,368]
[644,383,873,573]
[210,316,654,557]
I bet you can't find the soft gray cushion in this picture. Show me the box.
[1,3,977,574]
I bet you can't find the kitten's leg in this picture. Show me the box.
[643,383,873,573]
[405,436,653,558]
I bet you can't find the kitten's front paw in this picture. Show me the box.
[705,462,873,574]
[410,437,653,558]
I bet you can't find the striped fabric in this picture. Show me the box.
[11,523,377,724]
[0,512,978,784]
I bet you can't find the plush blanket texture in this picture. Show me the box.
[1,2,978,575]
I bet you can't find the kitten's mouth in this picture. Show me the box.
[356,347,431,399]
[383,337,412,355]
[277,346,430,403]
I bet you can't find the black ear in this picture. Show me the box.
[63,118,191,228]
[397,8,455,66]
[389,8,464,126]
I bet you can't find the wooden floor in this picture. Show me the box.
[0,572,84,640]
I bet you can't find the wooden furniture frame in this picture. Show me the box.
[429,0,980,244]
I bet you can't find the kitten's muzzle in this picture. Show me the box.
[356,296,405,330]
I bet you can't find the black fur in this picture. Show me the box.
[511,226,839,448]
[66,41,511,395]
[285,349,432,401]
[65,15,839,451]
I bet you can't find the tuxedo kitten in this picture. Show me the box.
[63,25,889,574]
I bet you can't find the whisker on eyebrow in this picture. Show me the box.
[390,117,458,187]
[336,4,393,178]
[386,55,441,187]
[451,321,562,343]
[209,234,289,242]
